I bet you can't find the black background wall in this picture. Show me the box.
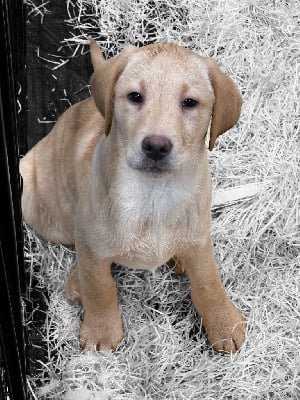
[26,0,92,151]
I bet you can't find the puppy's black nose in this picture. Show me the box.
[142,135,173,161]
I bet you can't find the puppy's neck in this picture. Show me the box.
[125,167,204,229]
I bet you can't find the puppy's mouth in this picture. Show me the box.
[130,159,173,175]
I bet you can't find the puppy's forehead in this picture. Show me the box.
[119,44,212,90]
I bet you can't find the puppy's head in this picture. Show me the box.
[90,41,242,175]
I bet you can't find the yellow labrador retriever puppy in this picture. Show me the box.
[20,41,246,353]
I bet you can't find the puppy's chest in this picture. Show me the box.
[115,215,188,270]
[111,181,200,269]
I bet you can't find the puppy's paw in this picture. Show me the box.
[79,312,124,351]
[203,301,246,354]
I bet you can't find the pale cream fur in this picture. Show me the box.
[20,41,245,353]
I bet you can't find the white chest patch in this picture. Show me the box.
[103,167,205,270]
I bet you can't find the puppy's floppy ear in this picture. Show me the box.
[90,39,137,135]
[205,59,242,151]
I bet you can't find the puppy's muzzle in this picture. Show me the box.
[142,135,173,161]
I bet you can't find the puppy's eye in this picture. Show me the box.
[128,92,144,104]
[182,98,198,108]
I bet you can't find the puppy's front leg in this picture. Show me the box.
[177,240,246,353]
[66,244,123,351]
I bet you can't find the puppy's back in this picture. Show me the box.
[20,97,103,244]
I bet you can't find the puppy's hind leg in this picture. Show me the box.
[172,256,186,275]
[65,264,82,304]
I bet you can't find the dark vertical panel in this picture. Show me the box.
[0,0,27,398]
[26,0,92,150]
